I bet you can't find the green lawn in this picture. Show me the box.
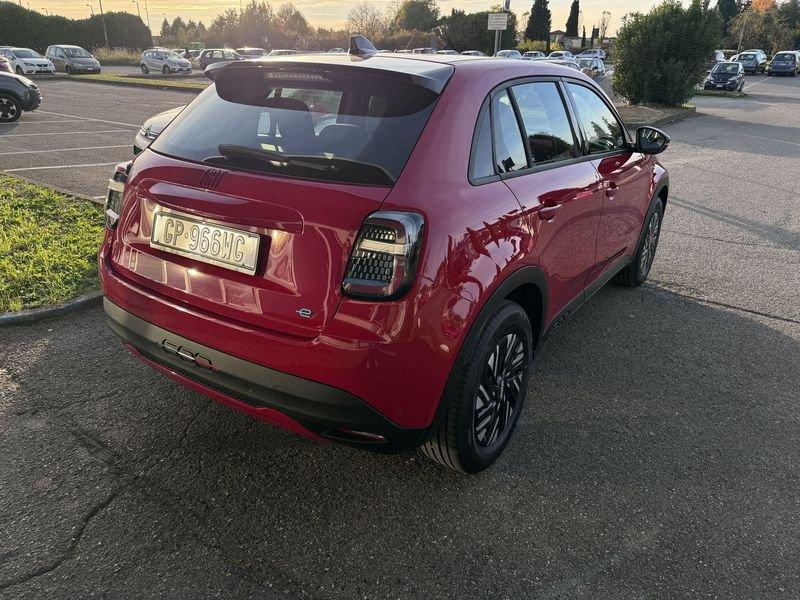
[0,176,104,313]
[75,73,208,91]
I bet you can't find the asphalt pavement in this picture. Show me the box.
[1,75,799,598]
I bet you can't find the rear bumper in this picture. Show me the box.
[104,298,428,452]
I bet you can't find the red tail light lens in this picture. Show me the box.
[343,211,424,300]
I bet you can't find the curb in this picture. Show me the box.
[43,74,206,94]
[0,291,103,327]
[626,106,697,130]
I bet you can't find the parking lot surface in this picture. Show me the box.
[1,76,800,598]
[0,79,195,200]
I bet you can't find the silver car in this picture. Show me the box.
[133,106,184,154]
[140,49,192,75]
[45,45,101,74]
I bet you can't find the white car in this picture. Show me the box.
[548,51,574,59]
[461,50,485,56]
[522,51,546,60]
[579,48,606,60]
[134,105,185,154]
[496,50,522,59]
[0,47,55,75]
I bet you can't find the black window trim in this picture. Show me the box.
[468,96,501,186]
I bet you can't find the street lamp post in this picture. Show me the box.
[131,0,141,20]
[41,7,49,15]
[86,3,94,16]
[142,0,151,31]
[98,0,110,48]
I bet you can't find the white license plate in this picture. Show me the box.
[716,84,724,88]
[150,210,260,275]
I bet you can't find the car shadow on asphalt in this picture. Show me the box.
[1,284,799,596]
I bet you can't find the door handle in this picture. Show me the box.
[605,182,619,198]
[538,203,563,221]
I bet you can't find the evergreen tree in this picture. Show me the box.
[565,0,579,37]
[717,0,740,37]
[581,25,586,48]
[160,18,169,37]
[525,0,551,43]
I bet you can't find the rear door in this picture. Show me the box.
[564,81,651,268]
[494,80,604,321]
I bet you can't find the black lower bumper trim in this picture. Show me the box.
[104,298,427,453]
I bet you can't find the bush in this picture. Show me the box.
[517,39,562,53]
[613,0,721,106]
[92,48,142,66]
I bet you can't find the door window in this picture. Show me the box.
[510,82,578,165]
[491,90,527,174]
[566,83,626,154]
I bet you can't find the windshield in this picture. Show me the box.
[12,49,41,59]
[150,70,441,186]
[63,47,92,58]
[712,63,739,74]
[775,53,796,61]
[738,54,755,60]
[163,51,182,59]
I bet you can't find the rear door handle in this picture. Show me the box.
[538,203,563,221]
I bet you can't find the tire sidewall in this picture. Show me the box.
[0,94,22,123]
[454,304,533,472]
[634,198,664,284]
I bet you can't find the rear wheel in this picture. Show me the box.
[0,94,22,123]
[613,199,664,287]
[141,64,149,74]
[65,65,71,75]
[421,301,533,473]
[162,65,170,75]
[15,66,23,75]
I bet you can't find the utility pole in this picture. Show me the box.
[142,0,151,31]
[737,10,750,53]
[98,0,110,48]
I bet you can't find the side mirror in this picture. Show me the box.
[635,126,670,155]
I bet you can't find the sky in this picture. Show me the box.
[31,0,638,35]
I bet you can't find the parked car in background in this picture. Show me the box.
[140,49,192,75]
[0,70,42,122]
[577,57,606,78]
[461,50,485,56]
[45,45,101,74]
[548,50,574,59]
[326,48,347,54]
[412,47,436,54]
[704,61,745,90]
[579,48,606,60]
[268,49,297,56]
[522,51,546,60]
[705,50,725,71]
[0,47,55,75]
[133,106,185,154]
[0,56,12,74]
[768,51,798,76]
[437,50,459,55]
[543,58,581,71]
[236,47,269,58]
[199,49,244,70]
[100,36,670,473]
[496,49,522,59]
[736,50,767,74]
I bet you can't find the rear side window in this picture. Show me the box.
[491,91,527,173]
[566,83,626,154]
[511,82,578,165]
[470,105,494,180]
[151,68,443,185]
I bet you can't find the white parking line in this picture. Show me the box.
[0,144,130,156]
[0,119,97,126]
[0,129,130,138]
[35,110,141,128]
[4,162,119,172]
[743,75,771,91]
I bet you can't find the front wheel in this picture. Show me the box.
[141,64,149,74]
[15,66,23,75]
[421,301,533,473]
[0,94,22,123]
[65,65,71,75]
[162,65,170,75]
[613,199,664,287]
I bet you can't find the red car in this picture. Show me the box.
[100,37,669,473]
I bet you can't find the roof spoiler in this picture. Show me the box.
[349,35,378,57]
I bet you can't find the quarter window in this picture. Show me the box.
[511,82,578,165]
[491,91,527,173]
[470,105,495,180]
[566,83,626,154]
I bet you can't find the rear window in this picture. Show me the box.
[150,68,441,185]
[739,54,755,60]
[775,53,796,61]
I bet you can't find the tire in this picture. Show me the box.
[162,65,170,75]
[141,64,149,74]
[15,66,23,75]
[0,93,22,123]
[65,65,71,75]
[421,301,533,474]
[613,198,664,287]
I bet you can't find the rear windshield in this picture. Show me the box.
[738,54,755,60]
[150,68,441,185]
[775,53,796,61]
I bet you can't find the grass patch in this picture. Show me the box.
[74,73,208,91]
[92,48,142,66]
[693,89,747,98]
[0,175,104,313]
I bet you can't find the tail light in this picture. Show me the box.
[105,161,131,229]
[342,211,424,300]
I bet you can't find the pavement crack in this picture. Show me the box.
[647,280,800,325]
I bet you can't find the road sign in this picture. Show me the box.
[488,13,508,31]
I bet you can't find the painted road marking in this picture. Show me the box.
[4,162,119,172]
[0,144,130,156]
[35,110,141,128]
[0,129,130,138]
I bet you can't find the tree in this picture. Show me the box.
[598,10,611,40]
[717,0,740,37]
[581,25,586,48]
[348,1,385,39]
[525,0,551,43]
[440,8,517,53]
[170,16,186,37]
[394,0,439,32]
[613,0,722,106]
[752,0,776,13]
[565,0,579,37]
[160,18,169,38]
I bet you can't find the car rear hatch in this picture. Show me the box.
[109,57,452,338]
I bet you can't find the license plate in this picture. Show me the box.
[716,84,724,88]
[150,210,260,275]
